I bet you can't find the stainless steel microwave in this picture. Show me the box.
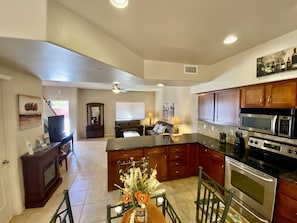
[239,108,297,138]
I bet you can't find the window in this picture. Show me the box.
[116,102,145,120]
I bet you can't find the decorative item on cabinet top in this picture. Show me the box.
[257,46,297,77]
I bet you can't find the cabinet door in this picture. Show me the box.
[265,80,297,108]
[144,147,167,181]
[198,92,215,122]
[274,178,297,222]
[206,149,225,186]
[107,149,143,191]
[199,145,208,171]
[215,89,240,126]
[240,85,265,108]
[189,144,200,176]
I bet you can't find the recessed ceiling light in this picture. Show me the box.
[110,0,129,8]
[223,35,238,44]
[157,83,164,87]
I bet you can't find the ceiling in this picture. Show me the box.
[1,0,297,91]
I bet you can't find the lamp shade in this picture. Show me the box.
[147,112,154,118]
[170,116,181,125]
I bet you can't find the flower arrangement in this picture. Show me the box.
[115,157,164,223]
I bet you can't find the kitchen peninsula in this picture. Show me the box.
[106,133,235,191]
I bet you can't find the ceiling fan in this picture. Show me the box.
[112,82,127,94]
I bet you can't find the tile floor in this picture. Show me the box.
[8,138,200,223]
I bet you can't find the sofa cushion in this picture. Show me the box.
[153,124,160,132]
[157,125,167,133]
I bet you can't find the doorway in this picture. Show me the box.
[49,100,70,133]
[0,81,13,223]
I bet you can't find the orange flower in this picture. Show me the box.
[135,191,150,205]
[122,194,131,204]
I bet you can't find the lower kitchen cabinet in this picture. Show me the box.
[144,147,167,181]
[107,149,143,191]
[274,178,297,223]
[206,148,225,186]
[167,144,189,180]
[199,145,225,186]
[189,143,200,176]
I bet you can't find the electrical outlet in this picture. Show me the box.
[203,124,206,129]
[211,126,214,131]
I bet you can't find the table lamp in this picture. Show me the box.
[170,116,182,134]
[148,112,154,125]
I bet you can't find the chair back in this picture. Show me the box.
[195,166,234,223]
[50,189,74,223]
[117,157,150,178]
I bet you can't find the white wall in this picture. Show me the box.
[191,30,297,93]
[156,86,197,133]
[0,64,43,215]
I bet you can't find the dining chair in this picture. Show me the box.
[195,166,234,223]
[49,189,74,223]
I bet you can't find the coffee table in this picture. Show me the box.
[123,131,140,137]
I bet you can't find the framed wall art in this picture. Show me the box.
[257,46,297,77]
[162,103,174,121]
[18,94,42,130]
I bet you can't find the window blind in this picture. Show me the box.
[116,102,145,120]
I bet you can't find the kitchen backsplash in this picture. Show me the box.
[197,121,297,146]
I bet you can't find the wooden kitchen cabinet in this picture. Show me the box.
[107,149,143,191]
[198,145,225,186]
[206,149,225,187]
[198,92,215,123]
[189,143,200,176]
[167,144,189,180]
[198,88,240,126]
[274,178,297,223]
[215,88,240,126]
[144,147,167,181]
[241,80,297,108]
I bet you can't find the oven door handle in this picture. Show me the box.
[227,159,274,182]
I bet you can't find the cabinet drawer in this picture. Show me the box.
[168,166,188,179]
[167,145,186,154]
[168,160,187,167]
[108,149,143,161]
[144,147,166,156]
[207,149,224,162]
[168,153,187,161]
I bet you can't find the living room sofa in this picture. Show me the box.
[145,121,173,135]
[115,120,144,138]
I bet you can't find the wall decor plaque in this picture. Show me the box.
[18,94,42,130]
[257,46,297,77]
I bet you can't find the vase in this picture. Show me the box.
[134,206,148,223]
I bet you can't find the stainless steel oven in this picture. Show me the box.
[225,156,277,223]
[225,136,297,223]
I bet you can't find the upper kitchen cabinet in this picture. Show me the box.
[241,79,297,108]
[215,89,240,126]
[198,88,240,126]
[198,92,215,123]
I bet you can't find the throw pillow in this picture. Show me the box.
[153,124,160,132]
[157,125,167,134]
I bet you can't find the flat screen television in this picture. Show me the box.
[48,115,65,142]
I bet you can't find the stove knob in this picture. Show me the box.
[288,149,293,154]
[250,140,254,143]
[255,141,258,145]
[295,151,297,155]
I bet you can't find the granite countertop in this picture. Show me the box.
[106,133,297,184]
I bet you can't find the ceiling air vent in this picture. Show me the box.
[184,65,198,74]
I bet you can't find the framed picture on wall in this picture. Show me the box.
[18,94,42,130]
[162,103,174,121]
